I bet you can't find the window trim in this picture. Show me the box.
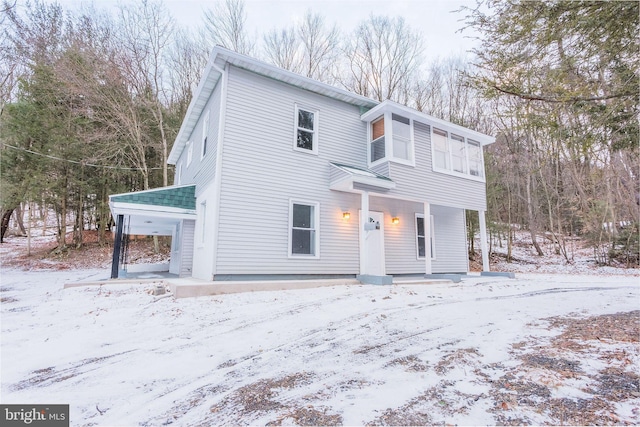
[415,213,436,260]
[293,104,319,155]
[288,199,320,259]
[201,111,210,160]
[431,126,485,182]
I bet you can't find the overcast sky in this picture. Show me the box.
[51,0,479,64]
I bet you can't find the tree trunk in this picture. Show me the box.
[526,174,544,256]
[1,209,14,243]
[14,204,26,235]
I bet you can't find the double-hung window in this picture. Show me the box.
[416,214,435,260]
[201,112,210,159]
[289,201,319,257]
[294,105,318,154]
[392,114,412,161]
[468,139,482,177]
[450,133,466,173]
[433,128,449,170]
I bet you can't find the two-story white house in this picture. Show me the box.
[109,46,495,284]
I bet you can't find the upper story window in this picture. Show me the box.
[201,111,210,159]
[371,117,385,162]
[294,105,318,155]
[369,113,414,166]
[432,127,484,179]
[186,141,193,166]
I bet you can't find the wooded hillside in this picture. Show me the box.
[1,0,637,266]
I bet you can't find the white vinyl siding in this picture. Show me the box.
[177,80,222,198]
[215,66,364,275]
[431,205,468,273]
[180,219,195,277]
[388,121,487,211]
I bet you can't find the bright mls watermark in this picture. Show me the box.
[1,405,69,426]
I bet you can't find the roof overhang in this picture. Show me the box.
[168,46,379,164]
[109,185,196,236]
[329,162,396,193]
[361,100,495,146]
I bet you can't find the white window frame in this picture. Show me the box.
[368,112,415,167]
[186,141,193,166]
[415,213,436,260]
[431,126,485,182]
[293,104,319,155]
[288,199,320,259]
[201,111,210,159]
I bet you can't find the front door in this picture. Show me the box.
[361,211,385,276]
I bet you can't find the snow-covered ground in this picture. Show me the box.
[1,268,638,426]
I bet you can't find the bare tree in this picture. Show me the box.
[202,0,254,55]
[297,11,340,83]
[263,26,301,73]
[341,15,423,102]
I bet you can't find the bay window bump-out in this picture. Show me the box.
[289,200,320,258]
[294,104,318,154]
[369,113,414,165]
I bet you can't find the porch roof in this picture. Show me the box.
[329,162,396,192]
[109,185,197,236]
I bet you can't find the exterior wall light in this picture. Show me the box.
[391,217,400,225]
[342,212,351,220]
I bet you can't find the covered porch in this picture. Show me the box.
[108,185,197,279]
[329,163,492,284]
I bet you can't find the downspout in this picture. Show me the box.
[208,61,229,280]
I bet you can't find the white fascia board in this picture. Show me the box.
[168,62,223,164]
[109,184,196,199]
[361,100,495,146]
[109,202,196,219]
[214,46,378,108]
[169,46,379,165]
[330,175,396,193]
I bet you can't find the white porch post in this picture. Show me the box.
[423,201,432,275]
[478,210,490,272]
[359,191,369,275]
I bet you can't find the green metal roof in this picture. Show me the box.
[330,162,394,182]
[110,185,196,211]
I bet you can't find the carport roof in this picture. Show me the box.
[110,185,196,210]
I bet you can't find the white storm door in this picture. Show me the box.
[361,211,385,276]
